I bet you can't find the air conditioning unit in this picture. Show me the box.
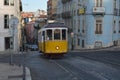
[93,7,105,14]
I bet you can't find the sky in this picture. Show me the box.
[21,0,48,12]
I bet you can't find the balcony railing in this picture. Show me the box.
[93,7,105,15]
[62,11,71,19]
[57,14,61,18]
[95,31,103,34]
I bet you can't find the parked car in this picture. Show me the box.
[25,44,32,49]
[30,45,38,51]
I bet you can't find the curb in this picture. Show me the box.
[26,67,32,80]
[68,46,120,52]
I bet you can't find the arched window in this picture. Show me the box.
[10,0,14,6]
[4,0,9,5]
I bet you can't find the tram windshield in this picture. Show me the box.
[62,29,66,40]
[46,30,52,40]
[46,29,67,40]
[54,29,60,40]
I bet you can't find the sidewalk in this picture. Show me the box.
[0,50,32,80]
[69,46,120,52]
[0,63,22,80]
[0,63,31,80]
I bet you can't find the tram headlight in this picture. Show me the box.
[56,46,59,50]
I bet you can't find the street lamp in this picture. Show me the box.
[9,16,19,65]
[71,32,74,50]
[9,16,19,49]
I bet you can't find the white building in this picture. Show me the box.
[0,0,22,52]
[34,9,47,17]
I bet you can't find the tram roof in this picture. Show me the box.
[44,22,67,28]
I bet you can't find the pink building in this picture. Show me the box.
[25,21,35,44]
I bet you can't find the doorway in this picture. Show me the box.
[82,40,85,48]
[5,37,10,49]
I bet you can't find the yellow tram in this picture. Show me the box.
[38,22,68,56]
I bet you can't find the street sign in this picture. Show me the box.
[9,16,19,27]
[9,16,19,35]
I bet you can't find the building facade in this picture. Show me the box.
[47,0,58,20]
[21,10,47,46]
[0,0,22,51]
[57,0,120,49]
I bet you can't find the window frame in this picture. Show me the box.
[10,0,14,6]
[4,0,14,6]
[54,29,61,40]
[4,0,9,5]
[95,19,103,34]
[95,0,103,7]
[113,20,116,33]
[119,21,120,33]
[4,14,9,29]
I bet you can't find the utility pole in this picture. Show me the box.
[21,21,26,80]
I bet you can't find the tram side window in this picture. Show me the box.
[62,29,66,40]
[54,29,60,40]
[46,30,52,40]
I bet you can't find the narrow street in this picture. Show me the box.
[0,48,120,80]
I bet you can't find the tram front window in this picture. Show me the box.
[62,29,66,40]
[54,29,60,40]
[46,30,52,40]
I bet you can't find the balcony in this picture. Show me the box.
[62,11,71,19]
[93,7,105,15]
[62,0,72,4]
[47,0,52,5]
[95,31,103,34]
[57,14,61,18]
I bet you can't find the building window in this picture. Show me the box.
[118,21,120,33]
[77,38,80,46]
[114,0,117,9]
[95,0,103,7]
[4,0,9,5]
[113,20,116,33]
[4,15,9,29]
[78,19,80,32]
[95,19,102,34]
[11,15,13,17]
[10,0,14,6]
[82,40,85,48]
[82,18,85,33]
[73,19,76,30]
[114,0,117,15]
[95,41,102,48]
